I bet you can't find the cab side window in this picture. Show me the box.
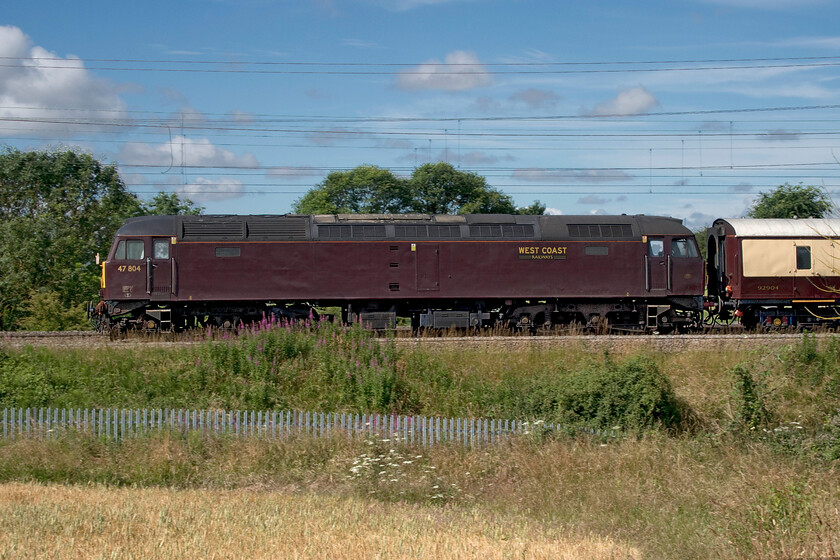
[114,239,145,260]
[671,237,699,258]
[153,239,170,260]
[648,239,664,257]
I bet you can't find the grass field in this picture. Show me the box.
[2,324,840,558]
[0,482,640,560]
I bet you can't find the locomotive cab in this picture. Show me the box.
[96,216,180,331]
[104,236,176,300]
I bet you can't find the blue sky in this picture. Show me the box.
[2,0,840,228]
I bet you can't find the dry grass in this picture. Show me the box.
[0,482,639,560]
[4,431,839,559]
[3,335,840,559]
[453,436,840,560]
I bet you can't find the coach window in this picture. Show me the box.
[648,239,664,257]
[796,246,812,270]
[153,239,170,260]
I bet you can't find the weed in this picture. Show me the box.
[731,364,771,430]
[346,437,460,504]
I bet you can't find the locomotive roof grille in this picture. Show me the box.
[393,225,462,239]
[568,223,633,239]
[429,225,462,238]
[468,224,536,238]
[317,223,535,239]
[180,217,310,241]
[182,221,244,240]
[319,225,387,239]
[246,218,308,240]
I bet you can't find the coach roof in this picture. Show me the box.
[714,218,840,238]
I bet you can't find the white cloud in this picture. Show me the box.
[341,38,383,49]
[697,0,827,9]
[396,51,491,92]
[267,166,320,179]
[578,195,610,205]
[458,150,514,165]
[0,25,127,136]
[229,110,255,124]
[544,207,563,215]
[306,127,366,146]
[470,96,502,113]
[118,136,258,168]
[729,182,755,193]
[513,168,633,183]
[177,177,245,202]
[684,212,716,230]
[369,0,475,11]
[509,88,561,110]
[305,88,333,100]
[584,86,659,117]
[759,130,801,142]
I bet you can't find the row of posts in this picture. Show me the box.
[1,407,617,447]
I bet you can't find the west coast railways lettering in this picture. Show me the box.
[518,245,567,260]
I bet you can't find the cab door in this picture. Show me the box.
[108,238,147,300]
[669,237,702,294]
[149,237,175,301]
[646,237,668,293]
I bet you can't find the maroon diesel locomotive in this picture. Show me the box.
[93,213,705,333]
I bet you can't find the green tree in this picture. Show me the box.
[293,165,408,214]
[516,200,547,215]
[0,148,202,330]
[747,183,833,219]
[15,289,90,331]
[0,148,143,329]
[293,162,544,215]
[406,162,516,214]
[143,192,203,215]
[693,227,708,259]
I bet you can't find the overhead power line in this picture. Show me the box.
[2,55,840,75]
[2,104,840,127]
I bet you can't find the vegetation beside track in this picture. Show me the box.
[2,321,840,558]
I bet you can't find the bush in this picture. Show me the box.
[16,289,89,331]
[554,355,683,432]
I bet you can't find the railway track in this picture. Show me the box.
[1,331,110,349]
[0,328,830,353]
